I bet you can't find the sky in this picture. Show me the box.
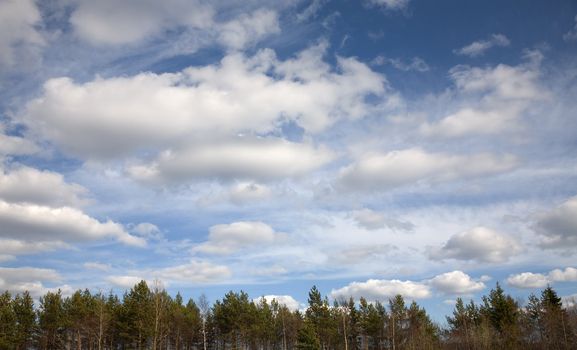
[1,0,577,320]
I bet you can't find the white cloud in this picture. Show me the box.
[507,267,577,289]
[0,128,38,157]
[367,0,410,11]
[330,279,431,301]
[372,56,429,72]
[132,222,163,240]
[23,46,385,160]
[229,182,272,204]
[194,221,281,255]
[454,34,510,57]
[507,272,549,289]
[70,0,214,46]
[106,275,146,289]
[0,166,87,207]
[548,267,577,282]
[534,196,577,249]
[0,267,67,297]
[0,239,69,260]
[217,9,279,51]
[562,294,577,309]
[129,137,334,183]
[338,148,517,192]
[70,0,279,50]
[563,15,577,41]
[106,259,232,288]
[84,262,111,271]
[0,200,145,247]
[154,260,232,283]
[421,61,542,138]
[351,208,414,231]
[428,226,521,263]
[333,244,398,264]
[254,295,301,311]
[296,0,328,23]
[428,271,485,295]
[0,0,44,67]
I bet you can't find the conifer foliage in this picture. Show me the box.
[0,282,576,349]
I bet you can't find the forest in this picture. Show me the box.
[0,281,575,350]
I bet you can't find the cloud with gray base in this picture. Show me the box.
[193,221,283,255]
[351,208,414,231]
[534,196,577,249]
[338,148,517,192]
[507,267,577,289]
[428,227,521,263]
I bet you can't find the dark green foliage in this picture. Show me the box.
[1,282,576,349]
[295,320,321,350]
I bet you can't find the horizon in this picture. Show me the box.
[1,0,577,323]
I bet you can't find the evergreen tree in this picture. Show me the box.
[119,280,153,349]
[0,291,16,348]
[540,285,573,349]
[296,320,321,350]
[37,290,65,350]
[13,291,36,350]
[480,283,520,348]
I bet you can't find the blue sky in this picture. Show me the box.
[1,0,577,320]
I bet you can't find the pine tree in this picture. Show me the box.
[481,283,520,348]
[540,285,573,349]
[0,291,16,348]
[13,291,36,350]
[296,320,321,350]
[38,290,65,350]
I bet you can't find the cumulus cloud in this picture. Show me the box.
[23,46,385,160]
[0,166,87,207]
[549,267,577,282]
[0,131,38,157]
[229,182,272,204]
[0,200,145,247]
[106,275,146,289]
[330,279,432,301]
[129,137,334,183]
[372,56,429,72]
[428,271,485,295]
[0,0,44,67]
[534,196,577,249]
[70,0,214,46]
[254,295,301,311]
[217,9,279,51]
[194,221,281,255]
[155,260,232,283]
[367,0,410,11]
[70,0,279,50]
[563,15,577,41]
[106,260,231,288]
[0,239,69,261]
[351,208,414,231]
[428,227,521,263]
[421,60,543,138]
[454,34,510,57]
[0,267,67,297]
[338,148,517,192]
[131,222,163,240]
[507,267,577,289]
[507,272,549,289]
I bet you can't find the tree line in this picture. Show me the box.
[0,281,575,349]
